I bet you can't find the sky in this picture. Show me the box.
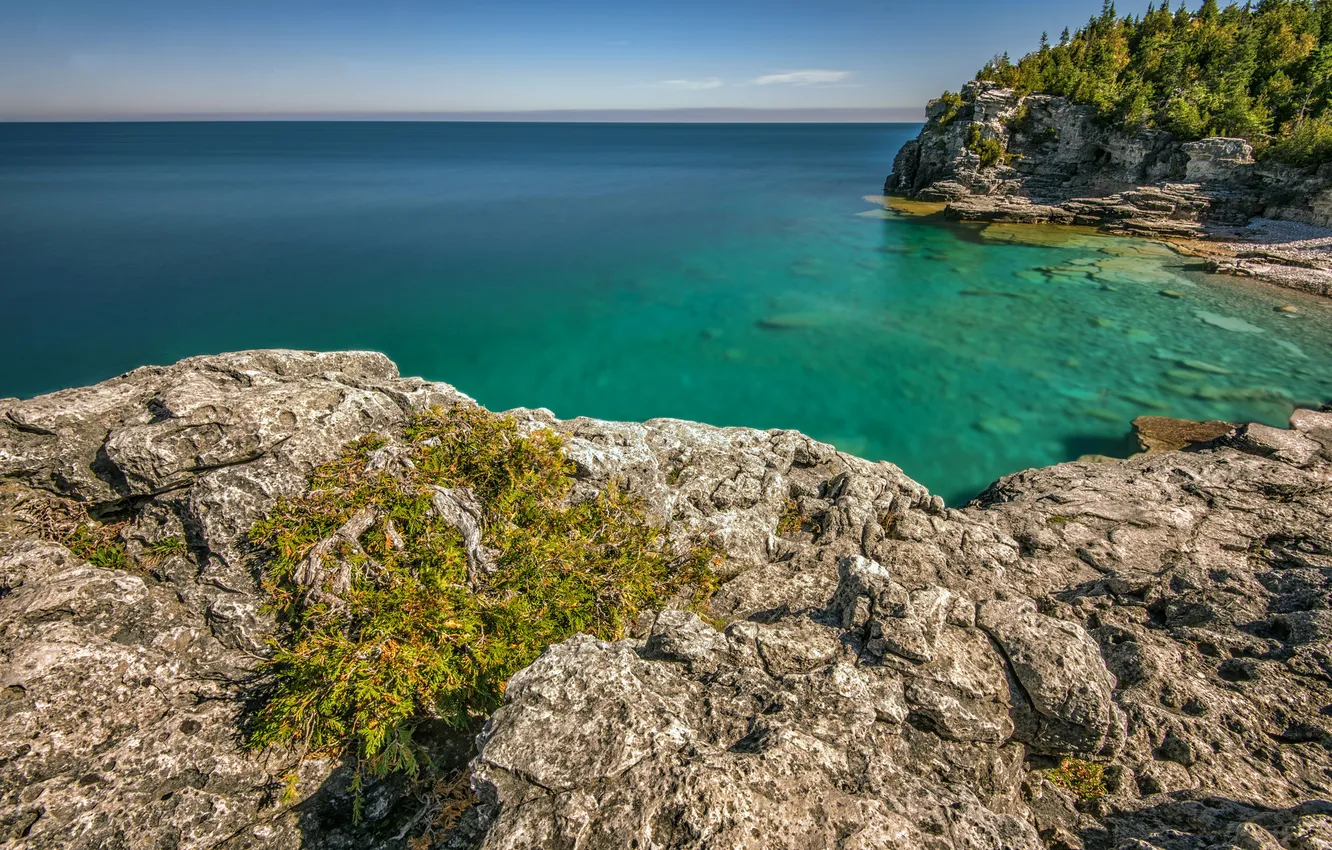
[0,0,1119,120]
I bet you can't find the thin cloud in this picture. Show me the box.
[752,70,851,86]
[659,78,724,90]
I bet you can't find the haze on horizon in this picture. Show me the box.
[3,0,1117,121]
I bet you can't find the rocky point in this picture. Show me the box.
[884,81,1332,297]
[2,350,1331,849]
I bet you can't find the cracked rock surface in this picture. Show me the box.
[2,350,1331,849]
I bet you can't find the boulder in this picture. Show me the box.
[1229,422,1323,466]
[977,599,1117,754]
[470,623,1043,850]
[1182,137,1255,184]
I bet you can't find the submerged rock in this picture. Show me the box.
[1194,310,1267,333]
[1132,414,1236,453]
[975,415,1023,434]
[3,349,1332,849]
[755,313,826,331]
[1178,358,1232,375]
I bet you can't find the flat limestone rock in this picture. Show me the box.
[1290,407,1332,448]
[1195,309,1267,333]
[1230,421,1323,466]
[1132,414,1236,453]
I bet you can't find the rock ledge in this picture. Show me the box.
[1,350,1331,850]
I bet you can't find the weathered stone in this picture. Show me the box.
[866,585,953,663]
[901,625,1014,742]
[1290,407,1332,445]
[830,554,893,630]
[470,629,1042,850]
[977,599,1117,754]
[1182,137,1255,183]
[3,350,1332,849]
[643,609,725,671]
[1230,422,1324,465]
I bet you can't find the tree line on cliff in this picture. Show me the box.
[972,0,1332,165]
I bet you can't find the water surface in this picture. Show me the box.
[2,122,1330,503]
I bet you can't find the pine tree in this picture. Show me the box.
[1298,43,1332,123]
[968,0,1332,163]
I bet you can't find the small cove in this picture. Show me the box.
[2,121,1330,504]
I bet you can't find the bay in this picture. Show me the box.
[2,121,1330,503]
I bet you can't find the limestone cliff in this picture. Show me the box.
[3,351,1332,849]
[886,81,1332,235]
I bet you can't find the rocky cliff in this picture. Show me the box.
[3,351,1332,849]
[887,81,1332,234]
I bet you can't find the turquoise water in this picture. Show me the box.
[2,122,1331,504]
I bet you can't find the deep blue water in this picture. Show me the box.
[3,122,1330,503]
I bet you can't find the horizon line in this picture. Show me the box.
[0,106,926,124]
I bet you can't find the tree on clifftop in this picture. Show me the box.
[972,0,1332,164]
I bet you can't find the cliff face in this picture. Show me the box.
[886,81,1332,233]
[3,351,1332,850]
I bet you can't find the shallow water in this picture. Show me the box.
[2,122,1330,504]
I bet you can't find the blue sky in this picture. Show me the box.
[1,0,1119,119]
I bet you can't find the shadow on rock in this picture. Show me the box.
[273,719,480,849]
[1081,796,1332,850]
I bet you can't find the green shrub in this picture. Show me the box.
[14,494,132,571]
[966,122,983,151]
[1047,757,1107,800]
[247,405,721,807]
[776,498,803,535]
[1266,115,1332,166]
[963,124,1007,168]
[64,525,129,569]
[937,90,966,126]
[977,138,1006,168]
[143,536,186,565]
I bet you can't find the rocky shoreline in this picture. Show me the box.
[3,350,1332,849]
[885,82,1332,297]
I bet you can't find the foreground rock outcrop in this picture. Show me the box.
[2,350,1331,849]
[885,81,1332,296]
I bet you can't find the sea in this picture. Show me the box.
[2,121,1330,504]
